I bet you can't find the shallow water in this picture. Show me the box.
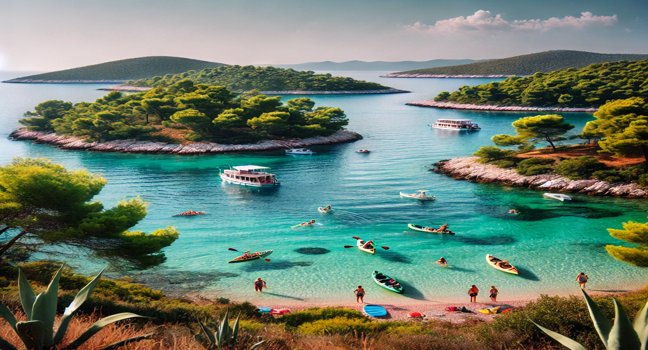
[1,71,647,305]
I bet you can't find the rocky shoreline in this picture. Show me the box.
[98,85,409,95]
[433,157,648,198]
[382,73,513,79]
[407,100,598,113]
[9,129,362,155]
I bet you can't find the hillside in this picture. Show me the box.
[4,56,225,83]
[433,59,648,108]
[392,50,648,76]
[278,59,475,71]
[127,65,394,92]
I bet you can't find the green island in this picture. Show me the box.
[126,65,394,92]
[388,50,648,77]
[17,79,354,145]
[432,60,648,108]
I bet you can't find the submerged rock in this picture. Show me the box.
[294,247,331,255]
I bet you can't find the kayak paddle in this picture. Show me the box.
[381,246,390,250]
[343,245,354,248]
[352,236,360,240]
[264,258,271,262]
[228,248,239,252]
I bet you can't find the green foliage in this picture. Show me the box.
[533,289,647,350]
[494,114,574,152]
[473,146,516,167]
[20,100,73,130]
[606,221,648,267]
[592,164,648,185]
[516,158,555,175]
[0,265,147,350]
[281,308,365,329]
[127,65,389,92]
[197,310,265,350]
[434,59,648,107]
[23,81,349,144]
[0,158,178,266]
[296,317,386,336]
[555,156,607,180]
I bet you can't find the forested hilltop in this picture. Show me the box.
[4,56,224,83]
[392,50,648,76]
[19,79,351,144]
[434,60,648,108]
[127,65,391,92]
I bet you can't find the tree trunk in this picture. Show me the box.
[546,137,557,152]
[0,229,28,256]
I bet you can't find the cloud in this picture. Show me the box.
[407,10,617,33]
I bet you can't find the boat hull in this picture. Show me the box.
[372,270,404,293]
[356,239,375,254]
[543,193,572,201]
[220,173,279,188]
[229,250,273,263]
[485,254,519,275]
[400,192,435,201]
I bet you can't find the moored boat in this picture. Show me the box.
[372,270,404,293]
[228,250,273,263]
[407,223,455,235]
[363,304,388,318]
[173,210,206,217]
[356,149,371,153]
[543,193,572,202]
[356,238,375,254]
[285,148,315,155]
[400,190,435,201]
[485,254,519,275]
[431,119,480,131]
[318,205,332,214]
[220,165,279,188]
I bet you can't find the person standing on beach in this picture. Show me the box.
[468,285,479,303]
[489,286,499,302]
[354,285,365,303]
[254,277,267,292]
[576,272,589,289]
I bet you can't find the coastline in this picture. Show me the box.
[382,73,513,79]
[97,85,410,95]
[433,157,648,198]
[406,100,598,113]
[9,128,362,155]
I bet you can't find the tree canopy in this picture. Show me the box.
[0,158,178,267]
[20,80,349,144]
[127,65,389,92]
[606,221,648,267]
[492,114,574,151]
[434,60,648,107]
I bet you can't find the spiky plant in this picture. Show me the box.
[532,289,648,350]
[197,310,264,350]
[0,265,149,350]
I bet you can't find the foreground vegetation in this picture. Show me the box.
[126,65,390,92]
[20,79,350,144]
[435,60,648,108]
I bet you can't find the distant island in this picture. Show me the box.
[125,65,404,94]
[3,56,225,83]
[384,50,648,78]
[11,79,363,154]
[277,59,476,71]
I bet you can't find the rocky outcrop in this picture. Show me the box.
[406,100,597,113]
[9,129,362,155]
[433,157,648,198]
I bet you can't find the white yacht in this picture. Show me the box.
[220,165,280,188]
[432,119,481,131]
[285,148,315,155]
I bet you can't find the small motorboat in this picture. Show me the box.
[285,148,315,155]
[318,205,333,214]
[543,193,572,202]
[372,270,404,294]
[400,190,435,201]
[485,254,519,275]
[173,210,206,217]
[407,223,455,235]
[356,238,375,254]
[356,149,371,154]
[363,304,388,318]
[228,250,273,263]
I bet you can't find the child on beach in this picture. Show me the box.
[468,285,479,303]
[576,272,589,289]
[489,286,499,302]
[254,277,267,292]
[354,285,365,303]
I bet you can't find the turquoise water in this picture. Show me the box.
[1,71,647,305]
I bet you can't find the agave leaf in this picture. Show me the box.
[581,288,612,345]
[633,300,648,344]
[232,312,240,342]
[63,312,146,350]
[98,332,154,350]
[0,337,18,350]
[17,268,36,319]
[15,320,46,350]
[218,310,229,345]
[197,319,216,346]
[608,299,642,350]
[0,303,17,331]
[531,320,587,350]
[54,268,105,344]
[31,264,63,346]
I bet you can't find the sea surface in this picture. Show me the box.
[1,71,647,305]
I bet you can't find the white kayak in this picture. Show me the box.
[543,193,572,201]
[356,238,376,254]
[400,190,435,201]
[486,254,519,275]
[318,206,332,214]
[285,148,315,155]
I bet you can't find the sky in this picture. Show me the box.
[1,0,647,71]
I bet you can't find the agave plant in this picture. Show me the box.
[197,310,264,350]
[0,265,148,350]
[532,289,648,350]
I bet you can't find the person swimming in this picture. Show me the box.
[437,257,448,266]
[299,219,316,226]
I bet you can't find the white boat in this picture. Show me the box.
[285,148,315,155]
[543,193,572,202]
[356,238,375,254]
[356,149,371,154]
[400,190,435,201]
[220,165,279,188]
[486,254,519,275]
[432,119,480,131]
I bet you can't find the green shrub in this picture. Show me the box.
[296,317,385,335]
[639,174,648,187]
[593,169,625,183]
[555,156,606,179]
[473,146,515,163]
[516,158,555,175]
[490,159,517,168]
[282,307,365,328]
